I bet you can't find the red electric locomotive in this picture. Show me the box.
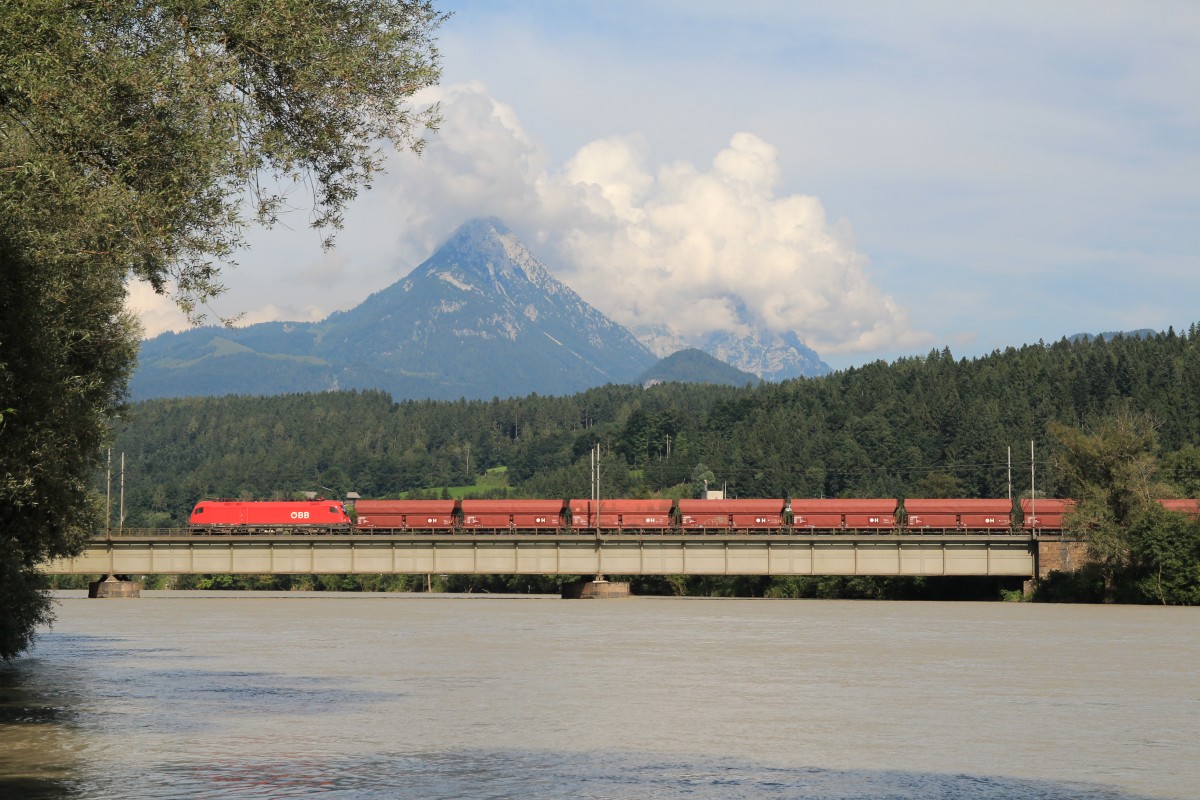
[189,500,352,533]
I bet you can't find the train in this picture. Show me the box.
[188,500,353,533]
[185,496,1200,535]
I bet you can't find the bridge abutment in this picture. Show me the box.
[1023,536,1092,596]
[1034,537,1091,578]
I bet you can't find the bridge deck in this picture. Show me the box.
[44,531,1038,577]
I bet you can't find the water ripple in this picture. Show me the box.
[35,749,1166,800]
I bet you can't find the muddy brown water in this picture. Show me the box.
[2,592,1197,799]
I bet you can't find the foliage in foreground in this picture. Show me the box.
[1035,410,1200,604]
[0,0,446,660]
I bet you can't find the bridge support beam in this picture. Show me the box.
[46,533,1037,580]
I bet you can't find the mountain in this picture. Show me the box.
[128,322,335,399]
[704,328,830,381]
[636,324,830,381]
[133,218,657,401]
[638,349,760,388]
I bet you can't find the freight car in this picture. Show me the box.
[1019,498,1076,532]
[459,499,568,533]
[677,498,789,532]
[1018,498,1200,533]
[188,500,352,533]
[790,499,897,531]
[904,498,1013,532]
[1157,499,1200,519]
[570,498,675,532]
[353,499,457,532]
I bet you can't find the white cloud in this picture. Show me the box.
[379,83,929,356]
[236,304,327,327]
[126,278,325,338]
[125,281,190,338]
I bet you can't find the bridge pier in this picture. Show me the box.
[1023,535,1092,597]
[1034,536,1090,578]
[561,575,631,599]
[88,574,141,598]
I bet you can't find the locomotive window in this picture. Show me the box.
[195,507,204,514]
[329,506,337,514]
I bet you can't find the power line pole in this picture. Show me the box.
[119,451,126,530]
[1030,440,1036,534]
[106,448,112,532]
[1007,445,1012,503]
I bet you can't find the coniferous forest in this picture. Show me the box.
[97,329,1200,602]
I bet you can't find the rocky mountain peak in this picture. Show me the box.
[131,217,830,401]
[422,217,557,294]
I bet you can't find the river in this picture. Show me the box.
[1,592,1197,799]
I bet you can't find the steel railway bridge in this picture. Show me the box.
[42,529,1079,580]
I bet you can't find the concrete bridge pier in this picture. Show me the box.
[88,574,141,598]
[561,575,631,599]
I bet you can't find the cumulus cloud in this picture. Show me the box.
[380,83,928,356]
[125,281,190,337]
[126,280,325,337]
[552,132,930,354]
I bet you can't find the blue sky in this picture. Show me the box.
[131,1,1200,369]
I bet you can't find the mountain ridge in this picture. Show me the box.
[638,349,760,388]
[133,219,659,401]
[132,218,831,401]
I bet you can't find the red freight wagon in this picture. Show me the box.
[904,499,1012,531]
[188,500,351,532]
[460,499,566,531]
[1020,498,1076,531]
[570,498,674,531]
[789,499,897,531]
[353,499,458,531]
[569,498,595,530]
[677,499,731,530]
[1157,499,1200,519]
[677,499,735,531]
[714,498,787,530]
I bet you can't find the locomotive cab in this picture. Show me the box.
[188,500,352,534]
